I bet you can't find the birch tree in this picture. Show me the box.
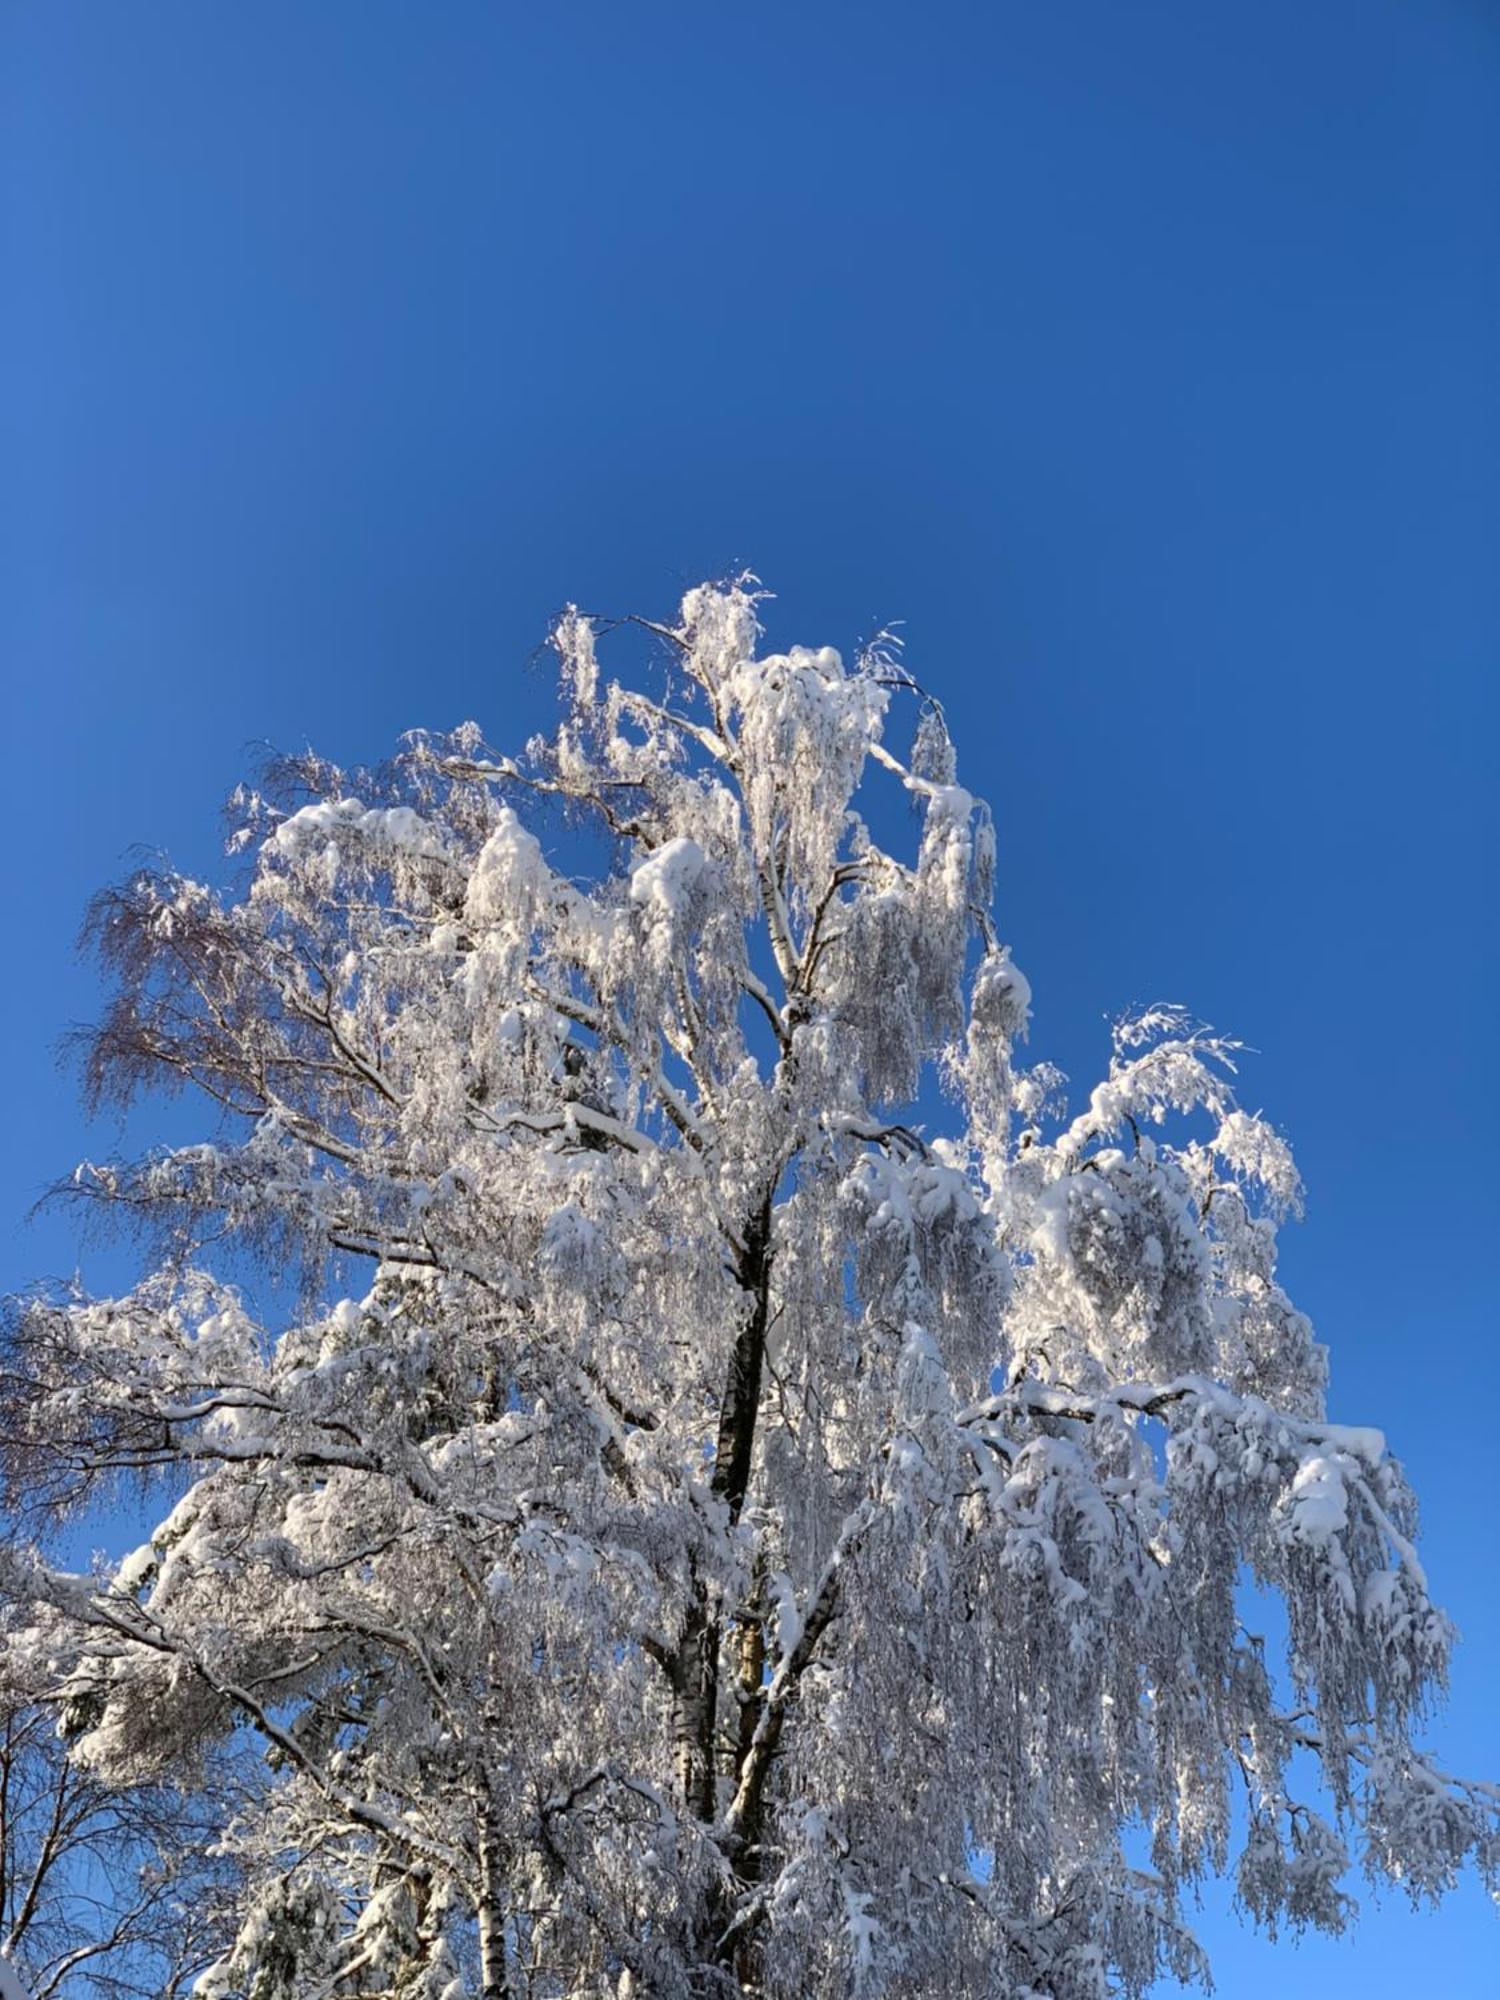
[1,579,1494,1997]
[0,1658,236,1996]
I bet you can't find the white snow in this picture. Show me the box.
[465,806,549,923]
[1282,1452,1350,1544]
[269,796,448,863]
[628,835,707,918]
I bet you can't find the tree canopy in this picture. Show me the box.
[2,580,1494,1998]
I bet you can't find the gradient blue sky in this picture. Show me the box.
[2,4,1496,1991]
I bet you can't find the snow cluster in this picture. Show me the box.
[629,835,708,919]
[270,796,450,865]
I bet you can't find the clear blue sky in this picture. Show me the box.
[2,4,1495,1990]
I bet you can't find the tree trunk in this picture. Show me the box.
[477,1796,510,2000]
[673,1193,780,1983]
[670,1597,720,1823]
[711,1196,775,1527]
[670,1188,778,1831]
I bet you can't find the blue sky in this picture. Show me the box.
[2,3,1495,1990]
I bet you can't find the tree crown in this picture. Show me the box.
[2,580,1494,1999]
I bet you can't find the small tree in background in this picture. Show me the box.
[1,580,1494,1997]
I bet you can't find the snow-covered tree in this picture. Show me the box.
[0,1654,237,1995]
[1,579,1494,1998]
